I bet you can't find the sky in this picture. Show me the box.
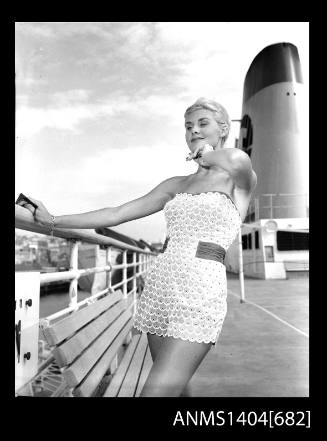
[15,22,309,243]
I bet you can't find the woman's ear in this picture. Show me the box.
[219,122,229,138]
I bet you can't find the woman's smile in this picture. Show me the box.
[191,137,205,143]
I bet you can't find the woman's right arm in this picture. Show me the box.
[22,176,181,229]
[54,207,120,229]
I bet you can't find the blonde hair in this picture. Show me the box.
[184,97,231,146]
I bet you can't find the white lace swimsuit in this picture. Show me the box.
[133,191,242,345]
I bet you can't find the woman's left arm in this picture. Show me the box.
[200,148,257,192]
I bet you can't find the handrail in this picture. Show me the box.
[15,205,156,255]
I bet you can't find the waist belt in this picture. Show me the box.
[162,237,226,264]
[195,240,226,264]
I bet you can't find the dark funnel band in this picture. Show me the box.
[243,42,303,102]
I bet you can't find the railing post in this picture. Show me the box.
[122,249,127,300]
[137,252,141,291]
[106,246,112,293]
[68,240,79,309]
[254,198,259,221]
[238,230,245,303]
[132,252,137,315]
[122,250,132,346]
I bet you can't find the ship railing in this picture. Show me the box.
[240,259,309,268]
[246,193,308,222]
[15,204,158,396]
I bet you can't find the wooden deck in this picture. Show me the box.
[186,274,309,397]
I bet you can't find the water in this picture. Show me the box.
[39,288,91,318]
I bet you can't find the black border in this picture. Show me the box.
[10,15,318,435]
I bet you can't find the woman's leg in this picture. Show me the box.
[147,333,193,396]
[141,334,211,397]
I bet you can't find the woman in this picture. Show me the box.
[18,97,257,397]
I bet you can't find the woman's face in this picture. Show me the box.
[185,108,223,152]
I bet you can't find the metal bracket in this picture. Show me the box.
[39,318,50,330]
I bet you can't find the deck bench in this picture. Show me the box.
[41,289,152,397]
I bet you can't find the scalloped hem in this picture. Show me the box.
[133,324,216,346]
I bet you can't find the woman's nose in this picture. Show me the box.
[192,126,200,134]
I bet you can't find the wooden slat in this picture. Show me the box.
[53,297,130,366]
[103,334,141,397]
[43,290,123,346]
[73,317,134,397]
[118,333,148,397]
[63,304,133,387]
[135,346,153,397]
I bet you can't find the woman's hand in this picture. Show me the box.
[17,196,53,227]
[186,143,214,162]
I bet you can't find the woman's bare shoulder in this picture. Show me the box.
[163,175,189,196]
